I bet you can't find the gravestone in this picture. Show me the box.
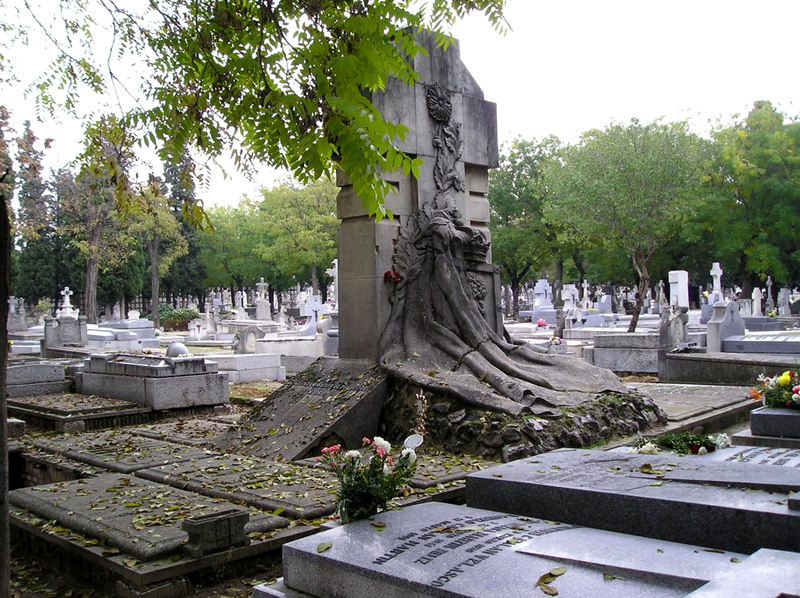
[325,259,338,310]
[668,270,689,309]
[765,276,775,312]
[56,286,79,318]
[77,352,229,409]
[779,287,791,316]
[256,277,273,321]
[43,314,89,350]
[706,301,745,353]
[466,448,800,554]
[336,32,499,360]
[580,279,592,310]
[255,502,800,598]
[752,287,764,316]
[701,263,724,324]
[7,296,27,332]
[214,357,387,461]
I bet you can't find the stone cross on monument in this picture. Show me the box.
[765,276,775,312]
[581,279,592,311]
[56,286,79,318]
[336,32,499,359]
[256,278,268,301]
[325,259,338,310]
[61,287,73,307]
[710,262,723,298]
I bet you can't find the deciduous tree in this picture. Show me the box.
[544,119,704,331]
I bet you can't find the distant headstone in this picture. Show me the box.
[668,270,689,309]
[706,301,746,352]
[56,286,79,318]
[752,287,764,316]
[778,287,791,316]
[765,276,775,312]
[710,262,723,296]
[325,259,338,310]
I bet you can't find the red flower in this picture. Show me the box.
[384,270,393,283]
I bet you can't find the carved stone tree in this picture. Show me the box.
[376,83,626,417]
[334,34,627,421]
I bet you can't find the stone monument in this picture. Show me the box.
[335,32,626,416]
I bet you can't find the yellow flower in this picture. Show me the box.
[779,373,792,387]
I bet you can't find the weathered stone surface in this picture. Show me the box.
[9,473,288,561]
[633,383,752,424]
[129,420,232,446]
[255,502,755,598]
[80,371,229,409]
[7,361,66,385]
[7,380,73,397]
[466,448,800,553]
[214,358,386,461]
[137,454,338,519]
[8,393,139,416]
[34,431,210,473]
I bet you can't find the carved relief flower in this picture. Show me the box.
[426,84,452,122]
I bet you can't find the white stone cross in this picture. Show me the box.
[710,262,723,295]
[668,270,690,309]
[61,286,74,307]
[256,277,268,301]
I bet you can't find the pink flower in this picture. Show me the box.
[362,437,372,445]
[793,385,800,394]
[321,444,342,455]
[376,447,386,458]
[387,456,394,465]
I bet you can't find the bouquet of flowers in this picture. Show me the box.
[752,371,800,409]
[536,318,548,328]
[549,336,563,346]
[318,435,421,523]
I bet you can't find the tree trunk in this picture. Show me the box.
[511,279,520,317]
[0,181,12,598]
[552,257,564,309]
[311,263,319,296]
[628,257,649,333]
[148,235,160,329]
[84,256,99,324]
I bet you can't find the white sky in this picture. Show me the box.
[5,0,800,207]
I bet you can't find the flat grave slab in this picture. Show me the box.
[34,430,211,473]
[136,454,338,519]
[632,383,751,423]
[7,361,66,385]
[9,473,289,561]
[466,448,800,553]
[215,357,386,461]
[254,502,770,598]
[128,419,232,446]
[8,393,142,416]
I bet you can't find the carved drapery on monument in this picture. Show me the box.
[337,33,626,416]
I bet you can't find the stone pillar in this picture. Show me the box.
[336,33,498,360]
[668,270,689,309]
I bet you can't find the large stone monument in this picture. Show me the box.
[337,32,625,416]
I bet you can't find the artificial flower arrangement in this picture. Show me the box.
[318,435,421,523]
[536,318,548,328]
[751,371,800,409]
[549,336,563,346]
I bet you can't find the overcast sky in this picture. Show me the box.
[5,0,799,207]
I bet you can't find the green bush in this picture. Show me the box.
[161,307,199,331]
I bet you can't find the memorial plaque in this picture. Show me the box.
[215,358,387,461]
[254,503,745,598]
[703,446,800,468]
[9,473,288,561]
[467,449,800,553]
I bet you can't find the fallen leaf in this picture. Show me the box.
[317,541,333,553]
[730,557,742,563]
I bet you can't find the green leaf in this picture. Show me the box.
[317,541,333,553]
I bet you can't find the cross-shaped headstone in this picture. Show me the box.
[710,262,723,295]
[61,287,73,307]
[256,277,268,301]
[765,276,775,312]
